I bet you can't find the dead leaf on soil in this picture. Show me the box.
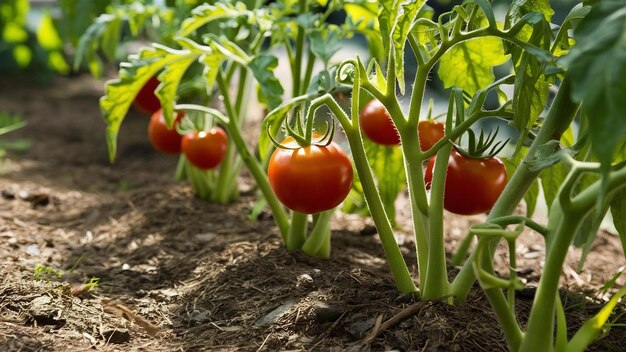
[103,300,161,337]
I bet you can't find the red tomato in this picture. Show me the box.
[359,99,400,145]
[418,120,445,151]
[133,76,161,115]
[182,128,228,170]
[268,137,354,214]
[424,149,507,215]
[148,109,184,154]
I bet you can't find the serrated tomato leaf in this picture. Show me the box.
[101,45,195,162]
[438,36,509,95]
[560,1,626,167]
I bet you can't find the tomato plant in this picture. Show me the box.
[101,0,377,256]
[268,137,353,214]
[275,0,626,351]
[133,76,161,115]
[98,0,626,350]
[424,148,506,215]
[148,109,183,154]
[182,128,228,170]
[359,99,399,145]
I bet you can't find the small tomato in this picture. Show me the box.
[148,109,184,154]
[424,149,507,215]
[268,137,353,214]
[182,128,228,170]
[418,120,445,152]
[133,76,161,115]
[359,99,400,145]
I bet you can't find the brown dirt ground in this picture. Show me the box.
[1,75,626,352]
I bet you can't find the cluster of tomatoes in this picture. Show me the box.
[360,99,507,216]
[136,78,228,170]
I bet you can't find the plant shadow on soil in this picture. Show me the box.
[1,76,626,351]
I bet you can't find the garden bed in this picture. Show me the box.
[1,76,625,351]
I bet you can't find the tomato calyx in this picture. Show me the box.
[267,118,336,151]
[455,127,509,160]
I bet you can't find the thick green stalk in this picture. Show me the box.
[175,155,187,181]
[301,210,333,256]
[422,141,453,299]
[522,166,626,351]
[291,0,307,97]
[287,212,308,251]
[301,50,316,95]
[214,70,249,203]
[322,94,418,293]
[215,74,290,239]
[377,91,430,289]
[451,75,579,302]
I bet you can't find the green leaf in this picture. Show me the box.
[179,2,248,37]
[2,22,28,43]
[73,13,115,76]
[368,139,405,224]
[36,12,63,50]
[504,148,538,216]
[438,36,509,95]
[101,45,196,162]
[369,59,388,94]
[100,16,122,62]
[540,162,569,213]
[512,52,549,132]
[391,0,424,94]
[409,5,435,46]
[203,35,251,66]
[560,1,626,167]
[155,56,198,128]
[12,44,31,67]
[378,0,399,57]
[506,0,554,42]
[58,0,109,46]
[309,25,342,66]
[249,55,284,109]
[344,0,378,32]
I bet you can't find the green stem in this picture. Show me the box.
[287,212,308,251]
[568,285,626,352]
[422,137,453,300]
[320,93,417,294]
[175,155,187,181]
[301,210,333,256]
[522,165,626,351]
[507,239,517,309]
[292,0,307,97]
[473,240,523,351]
[214,74,290,239]
[316,226,331,258]
[301,49,316,95]
[214,69,250,203]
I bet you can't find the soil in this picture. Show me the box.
[1,75,626,352]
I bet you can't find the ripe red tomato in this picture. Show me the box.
[418,120,445,151]
[182,128,228,170]
[268,137,354,214]
[424,149,507,215]
[359,99,400,145]
[133,76,161,115]
[148,109,184,154]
